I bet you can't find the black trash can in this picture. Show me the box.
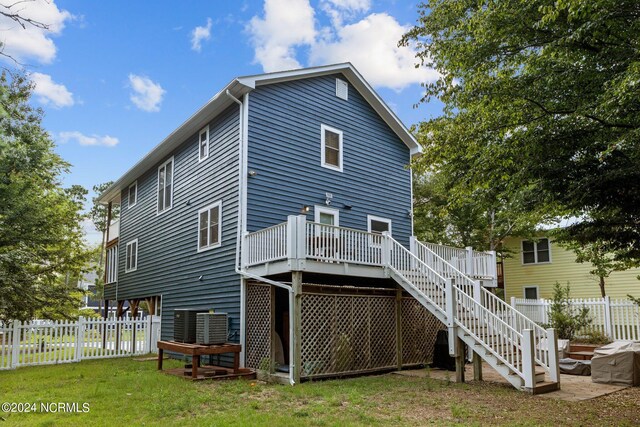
[432,330,456,371]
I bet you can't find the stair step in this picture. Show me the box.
[531,381,560,395]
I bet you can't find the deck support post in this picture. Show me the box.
[291,271,303,384]
[395,288,403,370]
[455,337,465,383]
[445,278,457,356]
[465,246,474,277]
[473,351,483,381]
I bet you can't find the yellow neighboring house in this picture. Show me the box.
[502,235,640,301]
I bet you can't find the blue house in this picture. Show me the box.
[98,63,559,392]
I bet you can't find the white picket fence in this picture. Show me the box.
[512,296,640,341]
[0,316,161,370]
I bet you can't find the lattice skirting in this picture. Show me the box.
[245,283,444,378]
[245,284,271,370]
[301,293,443,378]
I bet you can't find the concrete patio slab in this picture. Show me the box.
[392,363,628,401]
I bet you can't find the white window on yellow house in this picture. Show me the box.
[522,238,550,264]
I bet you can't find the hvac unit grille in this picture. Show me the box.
[336,78,348,100]
[174,308,209,343]
[196,313,228,345]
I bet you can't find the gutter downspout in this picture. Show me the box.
[225,90,296,386]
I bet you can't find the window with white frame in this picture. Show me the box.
[367,215,392,236]
[522,238,550,264]
[125,239,138,272]
[199,125,209,161]
[314,205,339,226]
[336,78,348,100]
[524,286,539,299]
[157,157,174,213]
[321,124,343,172]
[128,181,137,208]
[198,201,222,251]
[106,245,118,283]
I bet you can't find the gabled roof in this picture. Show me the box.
[98,63,419,204]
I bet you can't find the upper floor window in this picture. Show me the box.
[199,125,209,161]
[198,201,222,251]
[522,238,550,264]
[128,181,137,208]
[157,157,174,214]
[336,78,348,100]
[321,124,343,172]
[125,239,138,272]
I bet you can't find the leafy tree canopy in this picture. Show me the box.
[0,72,90,322]
[402,0,640,263]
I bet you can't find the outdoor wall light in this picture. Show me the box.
[301,205,310,214]
[248,170,258,177]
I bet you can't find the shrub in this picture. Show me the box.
[543,283,592,340]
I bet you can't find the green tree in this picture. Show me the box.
[0,72,90,322]
[544,283,592,341]
[557,237,636,297]
[413,171,544,251]
[402,0,640,263]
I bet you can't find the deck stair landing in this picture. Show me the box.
[242,216,560,393]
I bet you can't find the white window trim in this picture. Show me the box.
[199,125,209,162]
[125,239,138,273]
[523,285,539,300]
[314,205,340,226]
[320,124,343,172]
[336,78,348,100]
[367,215,392,236]
[128,181,137,209]
[157,157,174,215]
[521,238,552,265]
[197,201,222,252]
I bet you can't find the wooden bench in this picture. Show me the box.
[157,341,243,379]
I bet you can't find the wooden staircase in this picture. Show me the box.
[384,235,560,393]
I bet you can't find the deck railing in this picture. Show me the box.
[305,222,383,265]
[419,241,496,283]
[243,222,289,267]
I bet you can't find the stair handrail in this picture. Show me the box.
[386,236,528,381]
[413,239,553,374]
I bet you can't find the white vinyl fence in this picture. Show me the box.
[512,296,640,341]
[0,316,161,370]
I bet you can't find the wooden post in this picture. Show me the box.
[472,351,483,381]
[396,288,403,370]
[11,320,20,369]
[292,271,303,384]
[116,300,124,353]
[455,337,465,383]
[445,278,457,356]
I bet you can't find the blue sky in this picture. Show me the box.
[6,0,443,242]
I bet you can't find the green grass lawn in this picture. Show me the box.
[0,357,638,426]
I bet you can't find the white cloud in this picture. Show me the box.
[128,74,165,112]
[191,18,212,52]
[246,0,316,71]
[59,131,119,147]
[30,72,74,108]
[247,1,439,91]
[310,13,440,91]
[0,0,73,64]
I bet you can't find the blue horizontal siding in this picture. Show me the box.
[104,105,241,343]
[246,74,412,246]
